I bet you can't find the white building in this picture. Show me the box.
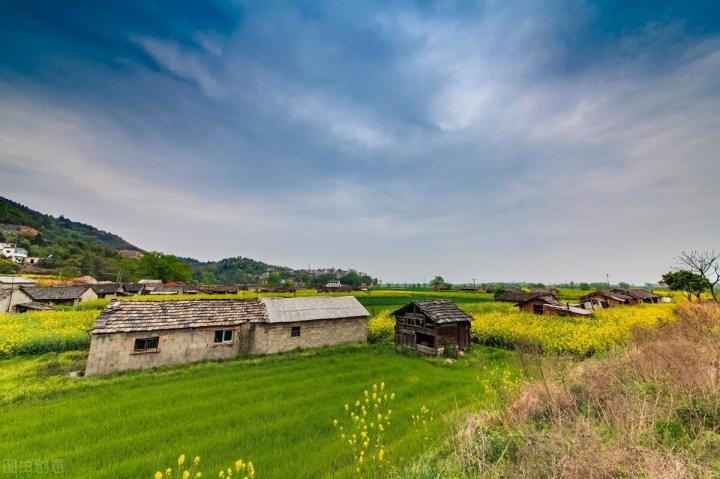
[0,243,28,264]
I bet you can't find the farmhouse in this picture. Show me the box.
[122,283,146,296]
[85,296,369,375]
[392,300,472,355]
[0,287,33,312]
[91,283,123,298]
[20,285,98,307]
[580,290,632,308]
[516,295,592,317]
[494,289,534,302]
[0,275,37,289]
[612,289,661,304]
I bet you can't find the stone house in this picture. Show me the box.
[20,285,98,307]
[85,296,369,375]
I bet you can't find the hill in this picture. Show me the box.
[0,197,373,285]
[0,197,138,251]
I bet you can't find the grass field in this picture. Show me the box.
[0,344,521,478]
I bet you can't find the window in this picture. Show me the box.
[214,330,234,343]
[291,326,301,337]
[134,337,159,352]
[533,304,544,315]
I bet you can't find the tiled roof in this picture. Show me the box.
[21,285,91,301]
[91,296,369,334]
[0,276,37,285]
[91,283,123,295]
[91,299,266,333]
[392,300,473,324]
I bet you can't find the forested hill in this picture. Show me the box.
[0,197,138,251]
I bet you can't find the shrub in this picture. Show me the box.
[367,312,395,343]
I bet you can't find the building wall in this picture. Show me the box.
[249,317,367,355]
[79,288,99,304]
[85,325,252,375]
[0,289,32,313]
[85,317,367,375]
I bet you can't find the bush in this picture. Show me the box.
[367,312,395,343]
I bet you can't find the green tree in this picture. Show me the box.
[579,283,591,291]
[661,270,708,301]
[429,276,446,288]
[341,272,363,288]
[137,252,191,282]
[618,281,631,289]
[266,272,281,286]
[0,258,20,274]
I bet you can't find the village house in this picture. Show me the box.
[0,242,28,263]
[611,288,661,304]
[0,275,37,289]
[84,296,369,375]
[122,283,146,296]
[148,285,184,295]
[516,295,592,317]
[195,285,240,295]
[0,287,34,312]
[580,290,632,308]
[138,279,163,293]
[20,285,98,307]
[392,300,472,356]
[91,283,124,299]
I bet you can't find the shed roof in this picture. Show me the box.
[544,303,593,316]
[260,296,369,323]
[0,276,37,285]
[122,283,146,293]
[612,289,660,300]
[21,285,91,301]
[494,289,538,302]
[581,290,632,302]
[91,299,266,333]
[391,300,473,324]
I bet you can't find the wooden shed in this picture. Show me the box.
[392,300,472,355]
[516,295,592,317]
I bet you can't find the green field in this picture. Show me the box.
[0,344,521,478]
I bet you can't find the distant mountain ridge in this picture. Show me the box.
[0,197,364,285]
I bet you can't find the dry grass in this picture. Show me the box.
[423,302,720,479]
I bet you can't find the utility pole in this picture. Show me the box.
[606,273,610,289]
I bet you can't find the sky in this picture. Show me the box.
[1,0,719,284]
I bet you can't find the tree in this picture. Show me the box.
[618,282,631,289]
[678,250,719,302]
[661,270,708,301]
[579,283,590,291]
[341,272,362,288]
[266,272,281,286]
[137,252,191,282]
[429,276,446,288]
[0,258,20,274]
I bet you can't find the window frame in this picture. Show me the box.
[133,336,160,353]
[291,326,301,337]
[214,329,234,344]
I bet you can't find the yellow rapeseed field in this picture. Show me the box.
[0,310,98,356]
[471,303,676,356]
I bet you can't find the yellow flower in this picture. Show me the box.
[196,474,202,478]
[380,382,385,390]
[379,449,385,461]
[166,468,172,476]
[178,455,186,466]
[154,472,163,479]
[235,460,244,471]
[333,419,338,426]
[183,472,190,479]
[193,457,201,466]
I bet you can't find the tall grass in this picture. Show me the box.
[413,302,720,478]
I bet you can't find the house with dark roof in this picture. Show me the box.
[20,285,98,307]
[91,283,123,299]
[85,296,369,375]
[0,287,33,312]
[516,295,592,317]
[580,290,633,308]
[391,300,472,355]
[122,283,146,296]
[611,289,661,304]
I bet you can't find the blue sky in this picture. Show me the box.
[1,1,718,284]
